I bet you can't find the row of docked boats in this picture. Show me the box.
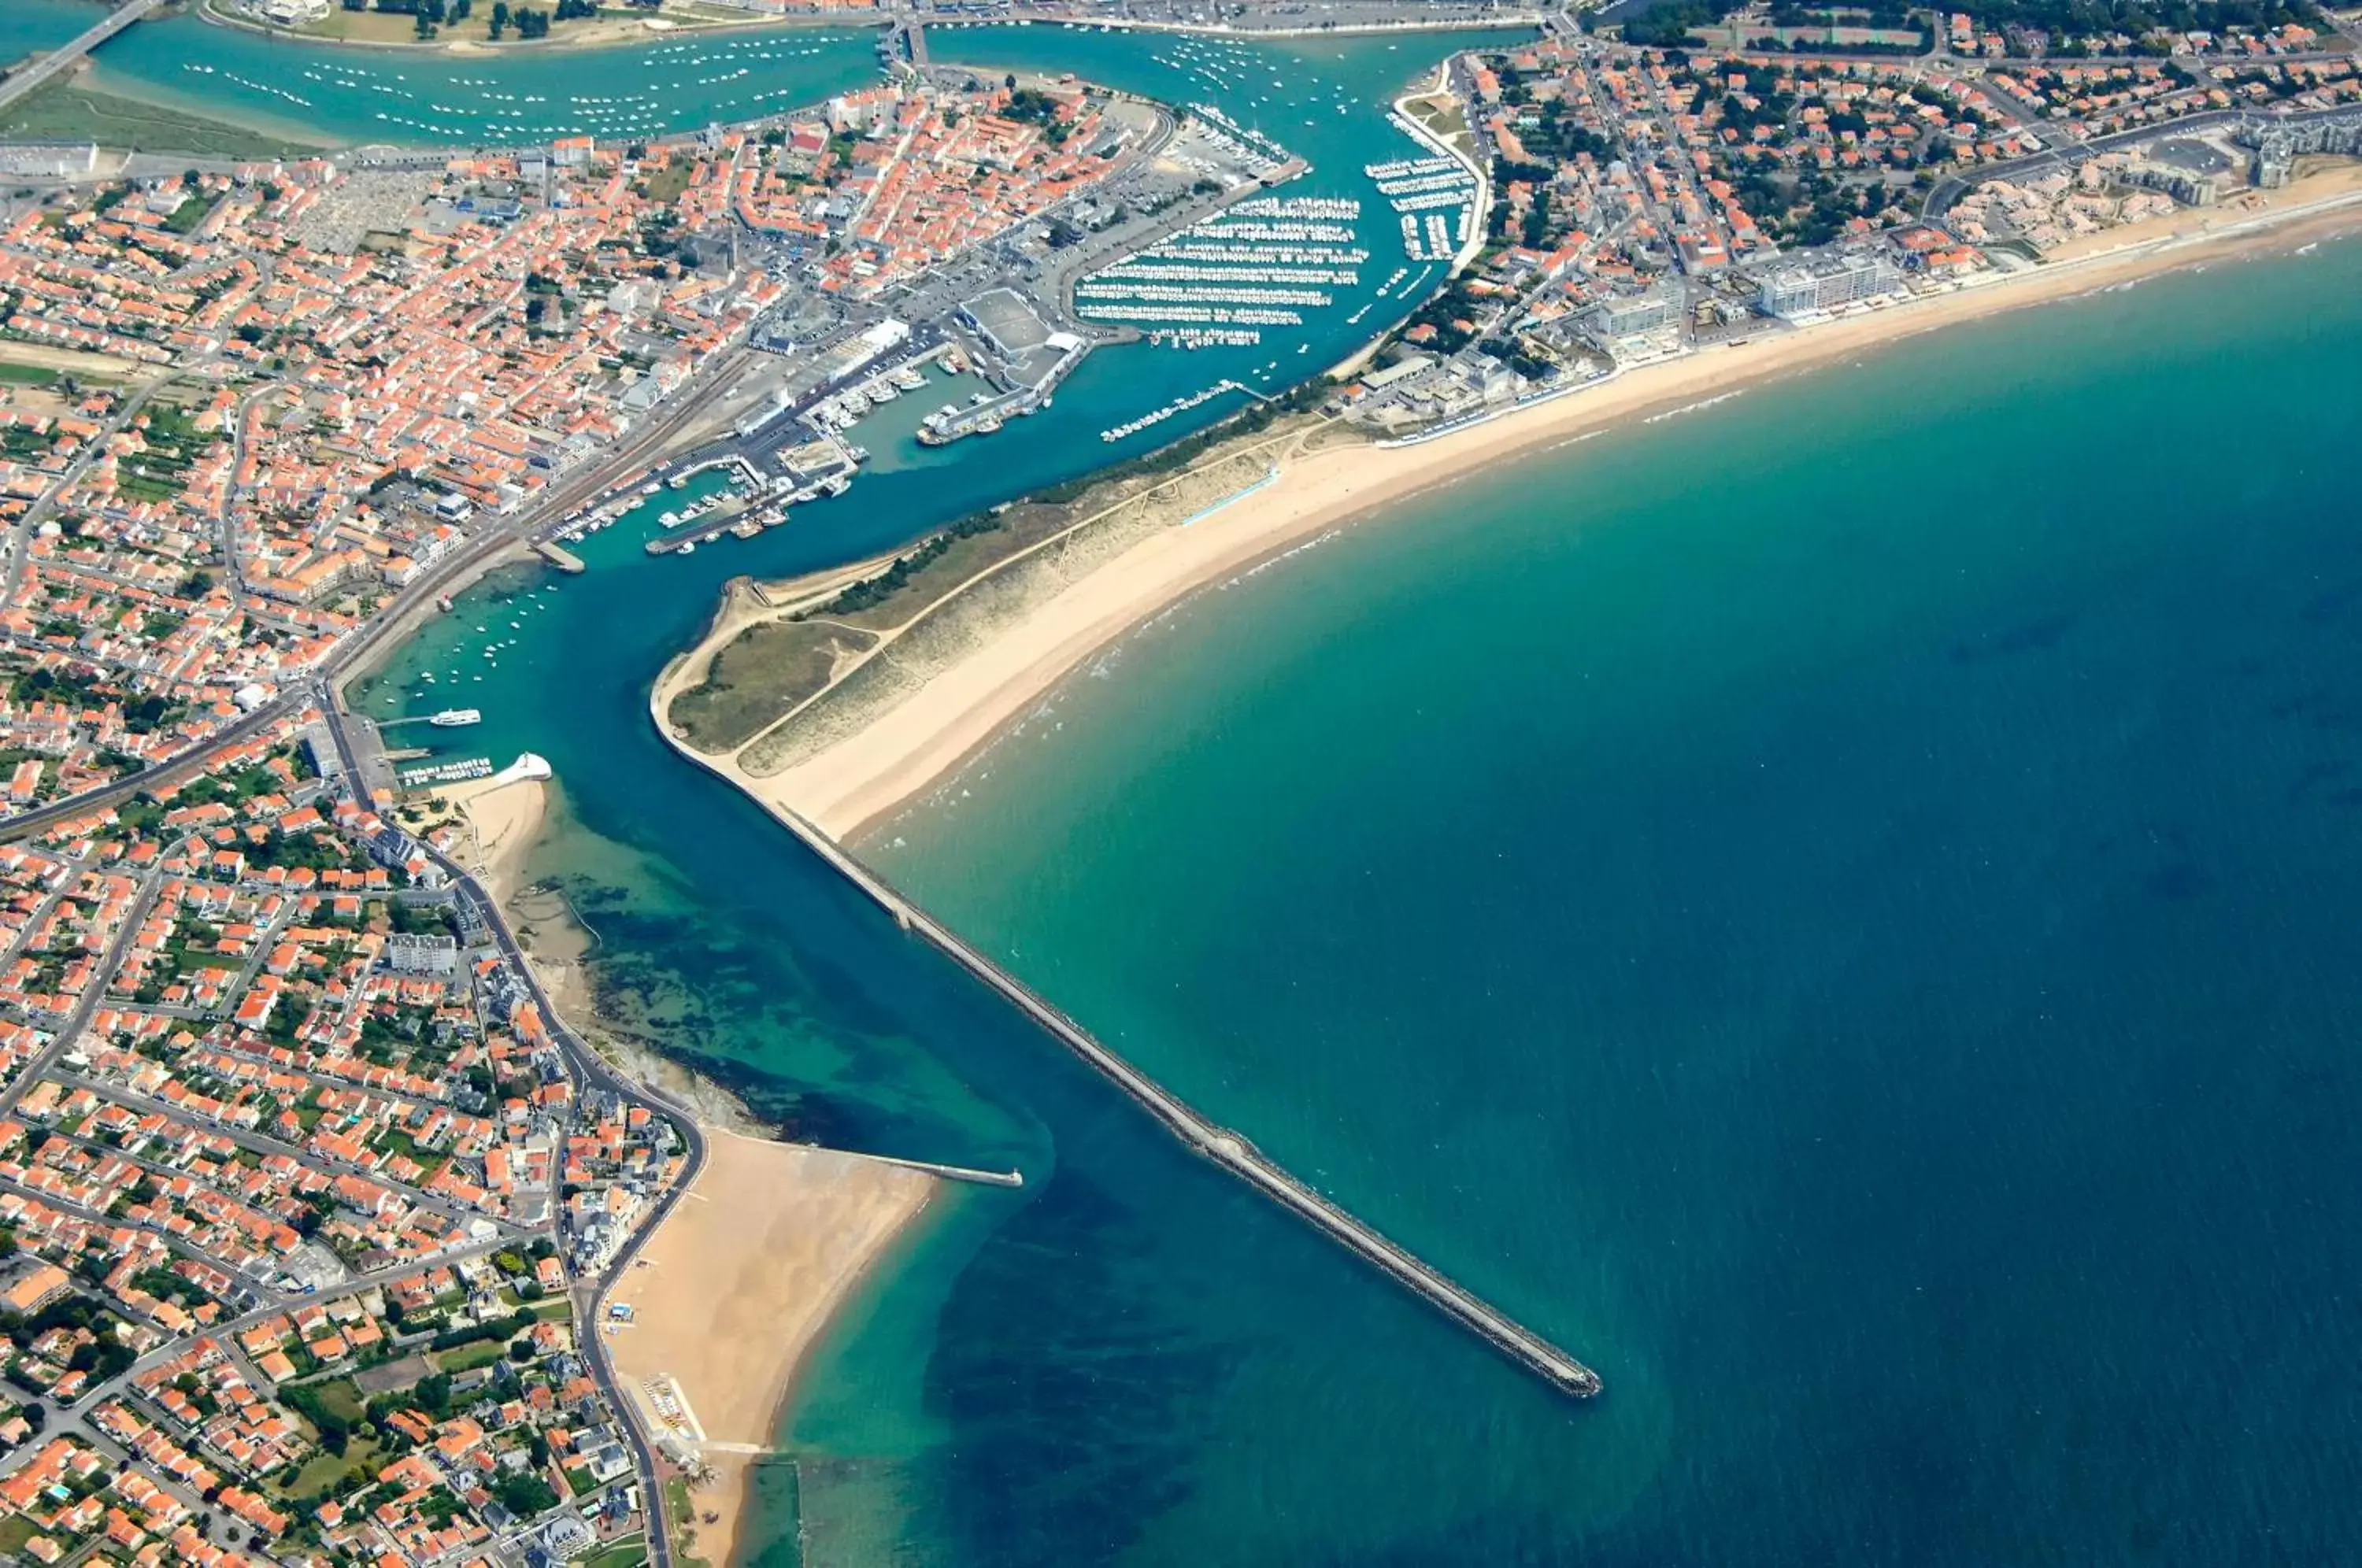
[1100,379,1247,443]
[1075,195,1369,343]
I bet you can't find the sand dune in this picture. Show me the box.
[674,169,2362,846]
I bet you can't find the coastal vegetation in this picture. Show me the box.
[664,386,1348,760]
[0,80,334,157]
[216,0,791,48]
[667,616,878,755]
[656,386,1340,762]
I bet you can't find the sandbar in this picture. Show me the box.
[604,1132,933,1568]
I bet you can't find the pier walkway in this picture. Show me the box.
[0,0,164,115]
[742,793,1601,1398]
[853,1152,1025,1189]
[531,540,586,573]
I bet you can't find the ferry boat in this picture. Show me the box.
[430,708,483,728]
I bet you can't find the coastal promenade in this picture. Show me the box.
[654,691,1601,1397]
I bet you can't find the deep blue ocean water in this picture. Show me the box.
[197,9,2362,1558]
[866,241,2362,1565]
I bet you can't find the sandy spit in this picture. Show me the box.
[687,168,2362,844]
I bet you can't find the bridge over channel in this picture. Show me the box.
[0,0,165,116]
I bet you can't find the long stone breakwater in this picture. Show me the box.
[727,784,1602,1398]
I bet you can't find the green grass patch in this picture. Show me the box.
[431,1338,510,1374]
[370,1126,449,1176]
[663,1478,710,1568]
[666,618,877,756]
[0,83,335,159]
[269,1434,384,1503]
[301,1376,368,1425]
[0,1515,42,1555]
[639,161,695,206]
[581,1542,647,1568]
[161,194,217,235]
[0,363,58,387]
[116,468,185,505]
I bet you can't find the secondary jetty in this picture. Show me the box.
[652,681,1600,1396]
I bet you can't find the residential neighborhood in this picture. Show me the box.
[0,711,690,1568]
[1333,12,2362,434]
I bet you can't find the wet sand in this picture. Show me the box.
[435,772,546,907]
[604,1132,934,1568]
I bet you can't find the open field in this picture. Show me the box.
[0,342,161,383]
[208,0,839,52]
[667,616,879,756]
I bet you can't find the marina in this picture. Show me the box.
[1073,194,1373,349]
[1367,148,1479,263]
[1100,379,1257,442]
[13,12,1638,1561]
[395,755,494,789]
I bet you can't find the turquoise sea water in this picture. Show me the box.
[354,236,2362,1563]
[134,10,2362,1561]
[865,242,2362,1562]
[0,3,87,63]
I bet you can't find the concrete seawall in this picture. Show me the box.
[694,764,1601,1397]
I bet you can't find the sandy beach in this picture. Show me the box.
[676,166,2362,843]
[604,1132,934,1568]
[435,772,546,907]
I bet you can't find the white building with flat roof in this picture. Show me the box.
[1756,252,1904,320]
[254,0,332,24]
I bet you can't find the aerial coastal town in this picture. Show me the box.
[0,41,1184,1568]
[1335,0,2362,431]
[0,0,2356,1564]
[0,699,698,1568]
